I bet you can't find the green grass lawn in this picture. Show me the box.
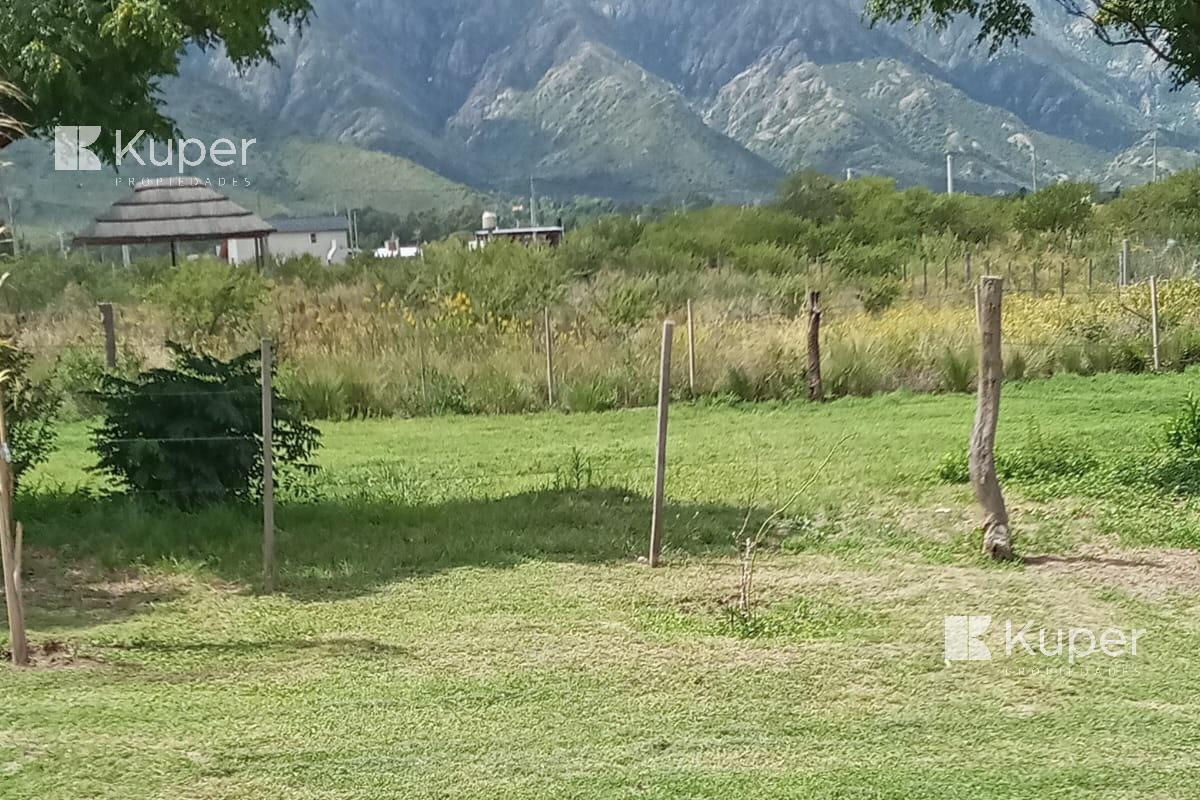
[4,371,1200,798]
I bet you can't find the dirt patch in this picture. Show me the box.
[1,640,103,670]
[21,548,200,627]
[1024,542,1200,599]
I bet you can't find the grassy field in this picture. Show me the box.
[4,371,1200,798]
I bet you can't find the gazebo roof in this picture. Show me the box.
[74,180,274,245]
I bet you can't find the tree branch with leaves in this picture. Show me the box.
[867,0,1200,88]
[0,0,311,159]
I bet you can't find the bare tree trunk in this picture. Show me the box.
[807,291,823,402]
[971,277,1012,560]
[0,384,28,665]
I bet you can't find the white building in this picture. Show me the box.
[227,215,351,265]
[374,236,422,259]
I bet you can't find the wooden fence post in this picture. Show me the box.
[261,339,275,595]
[544,307,556,407]
[1087,258,1093,292]
[1031,262,1039,296]
[1150,276,1162,372]
[686,299,697,395]
[416,317,429,407]
[971,277,1012,561]
[807,291,823,402]
[0,383,29,665]
[1121,239,1131,286]
[98,303,117,369]
[1059,261,1066,298]
[943,258,949,291]
[648,320,674,568]
[964,251,973,284]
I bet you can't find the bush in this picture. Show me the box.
[1166,394,1200,456]
[564,376,619,413]
[54,346,109,417]
[92,344,320,507]
[939,347,975,393]
[0,341,62,488]
[145,260,269,344]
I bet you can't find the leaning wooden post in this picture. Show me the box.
[260,339,276,594]
[971,277,1012,561]
[0,383,29,666]
[98,303,117,369]
[1150,276,1162,372]
[648,320,674,568]
[686,299,697,395]
[807,291,824,402]
[543,306,556,407]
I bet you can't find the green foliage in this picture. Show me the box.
[0,0,311,156]
[866,0,1200,89]
[936,428,1098,485]
[591,277,661,330]
[777,170,847,223]
[563,376,619,414]
[92,344,320,507]
[54,345,109,417]
[1102,169,1200,240]
[425,240,567,319]
[0,340,61,488]
[856,276,903,314]
[1014,182,1094,238]
[1166,393,1200,455]
[938,347,975,393]
[145,260,269,343]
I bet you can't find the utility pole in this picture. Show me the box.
[1152,127,1159,183]
[530,177,538,228]
[946,153,955,195]
[1030,143,1038,193]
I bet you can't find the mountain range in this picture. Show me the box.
[4,0,1197,237]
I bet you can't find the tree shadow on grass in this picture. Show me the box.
[17,487,755,610]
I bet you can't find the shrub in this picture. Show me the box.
[92,344,320,507]
[0,340,62,488]
[857,277,903,314]
[54,345,109,417]
[939,347,975,393]
[1166,394,1200,456]
[564,376,619,413]
[145,260,269,344]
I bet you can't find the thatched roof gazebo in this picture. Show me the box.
[74,180,274,267]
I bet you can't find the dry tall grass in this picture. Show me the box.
[12,268,1193,420]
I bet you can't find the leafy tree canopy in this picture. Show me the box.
[866,0,1200,87]
[0,0,311,159]
[1014,181,1095,237]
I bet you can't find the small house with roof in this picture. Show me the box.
[227,215,351,265]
